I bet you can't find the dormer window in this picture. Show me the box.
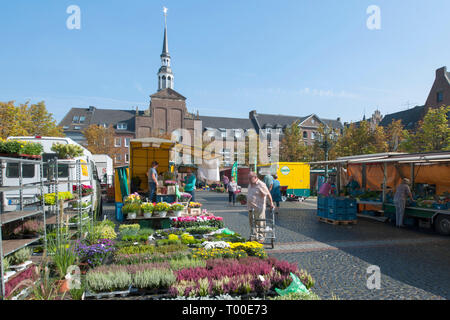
[79,116,86,123]
[72,116,79,123]
[117,123,127,130]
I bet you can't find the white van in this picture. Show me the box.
[91,154,113,185]
[3,136,102,215]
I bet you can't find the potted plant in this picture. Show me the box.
[170,203,185,217]
[50,143,84,159]
[53,244,78,293]
[9,247,33,272]
[141,202,154,219]
[237,194,247,205]
[188,202,202,215]
[123,203,140,219]
[153,202,170,217]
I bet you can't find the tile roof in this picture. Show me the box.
[59,107,136,133]
[255,113,344,130]
[199,116,254,130]
[379,105,425,129]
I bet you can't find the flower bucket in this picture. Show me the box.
[169,210,183,217]
[167,186,176,195]
[154,211,167,218]
[127,212,137,220]
[143,212,152,219]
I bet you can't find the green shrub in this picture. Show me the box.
[185,226,218,235]
[51,143,84,159]
[116,244,155,255]
[53,245,77,279]
[11,247,32,265]
[86,270,132,293]
[132,268,176,289]
[119,224,140,233]
[168,258,206,270]
[2,256,10,272]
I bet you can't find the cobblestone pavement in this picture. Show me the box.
[195,191,450,300]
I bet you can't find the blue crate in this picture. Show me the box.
[346,206,357,214]
[317,208,328,218]
[345,198,357,208]
[317,196,328,208]
[345,212,357,220]
[328,197,346,208]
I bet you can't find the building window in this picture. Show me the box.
[72,116,79,123]
[79,116,86,123]
[101,123,108,128]
[63,126,69,130]
[117,123,127,130]
[74,126,81,130]
[124,138,130,147]
[115,154,121,162]
[437,91,444,103]
[125,153,129,163]
[311,132,316,140]
[115,138,121,147]
[303,131,308,139]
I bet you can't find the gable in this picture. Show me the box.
[151,88,186,100]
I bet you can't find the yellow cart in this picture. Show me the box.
[258,162,311,199]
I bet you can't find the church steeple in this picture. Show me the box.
[158,7,174,91]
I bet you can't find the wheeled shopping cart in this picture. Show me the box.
[249,207,276,248]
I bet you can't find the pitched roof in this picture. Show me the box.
[379,105,425,129]
[59,107,136,133]
[199,116,254,130]
[151,88,186,100]
[255,113,343,130]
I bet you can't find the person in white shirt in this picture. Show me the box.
[227,177,238,206]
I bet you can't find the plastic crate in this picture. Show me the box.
[432,203,448,210]
[328,197,346,208]
[345,198,357,208]
[317,208,328,218]
[346,206,357,214]
[318,196,329,209]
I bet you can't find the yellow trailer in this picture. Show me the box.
[258,162,310,198]
[129,138,176,192]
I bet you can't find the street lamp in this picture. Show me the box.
[316,126,338,180]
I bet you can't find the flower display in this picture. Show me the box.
[170,215,224,229]
[141,202,154,213]
[179,193,192,202]
[168,234,179,241]
[154,202,171,212]
[227,242,267,259]
[202,241,230,250]
[170,203,185,211]
[75,239,116,267]
[73,184,93,195]
[124,193,142,205]
[164,180,177,186]
[42,192,74,205]
[93,224,117,241]
[188,202,202,208]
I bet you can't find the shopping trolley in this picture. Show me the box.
[249,207,276,248]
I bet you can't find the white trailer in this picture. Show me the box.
[92,154,113,185]
[3,136,101,213]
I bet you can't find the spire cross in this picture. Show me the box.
[163,7,168,28]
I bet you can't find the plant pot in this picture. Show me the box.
[153,211,167,218]
[166,186,176,195]
[58,279,71,293]
[143,212,152,218]
[169,210,183,217]
[189,208,201,215]
[10,261,33,272]
[127,212,137,219]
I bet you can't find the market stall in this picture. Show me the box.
[310,152,450,234]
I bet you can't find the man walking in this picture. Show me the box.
[147,161,159,203]
[394,178,413,228]
[247,171,274,243]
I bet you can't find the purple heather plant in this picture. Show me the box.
[75,239,116,267]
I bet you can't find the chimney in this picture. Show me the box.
[88,106,95,112]
[249,110,257,119]
[337,117,341,122]
[135,106,139,115]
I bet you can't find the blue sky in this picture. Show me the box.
[1,0,449,124]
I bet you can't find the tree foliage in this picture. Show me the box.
[0,101,64,139]
[402,106,449,152]
[280,120,313,162]
[82,124,115,156]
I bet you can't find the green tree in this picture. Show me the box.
[334,121,387,157]
[280,120,313,162]
[0,101,64,139]
[403,106,450,152]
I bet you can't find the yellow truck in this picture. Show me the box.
[258,162,310,199]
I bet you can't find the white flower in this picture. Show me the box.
[258,275,265,282]
[202,241,230,250]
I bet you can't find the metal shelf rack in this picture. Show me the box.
[0,156,46,299]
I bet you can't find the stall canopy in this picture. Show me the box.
[311,151,450,195]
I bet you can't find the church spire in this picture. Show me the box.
[158,7,174,91]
